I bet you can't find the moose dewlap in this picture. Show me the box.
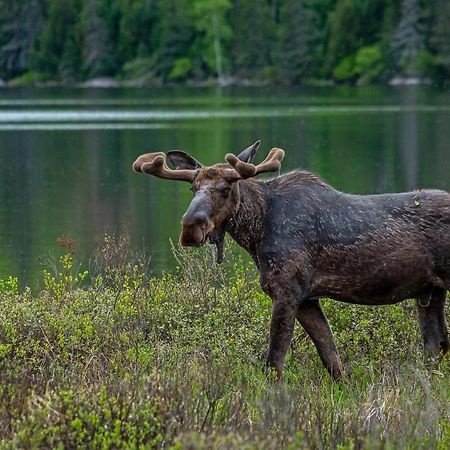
[133,141,450,380]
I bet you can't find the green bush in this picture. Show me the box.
[414,49,437,78]
[0,276,19,295]
[169,58,193,81]
[0,239,448,448]
[8,71,52,87]
[333,55,356,82]
[121,57,155,80]
[333,45,384,84]
[353,45,384,84]
[11,388,163,448]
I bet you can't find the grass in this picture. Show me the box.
[0,235,449,449]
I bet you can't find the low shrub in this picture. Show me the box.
[7,71,52,87]
[333,45,384,84]
[0,238,448,448]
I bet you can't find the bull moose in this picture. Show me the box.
[133,141,450,380]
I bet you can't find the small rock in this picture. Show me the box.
[80,77,120,88]
[388,77,430,86]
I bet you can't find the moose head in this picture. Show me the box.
[133,141,285,263]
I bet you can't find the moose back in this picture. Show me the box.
[133,141,450,379]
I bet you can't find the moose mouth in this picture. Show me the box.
[179,222,212,247]
[179,223,226,263]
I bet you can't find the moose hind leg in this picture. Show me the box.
[416,287,449,359]
[296,299,343,381]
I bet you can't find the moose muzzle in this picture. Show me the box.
[180,192,214,247]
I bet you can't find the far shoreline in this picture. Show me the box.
[0,75,440,90]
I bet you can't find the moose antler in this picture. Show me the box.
[225,147,285,179]
[132,152,196,182]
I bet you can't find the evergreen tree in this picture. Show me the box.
[325,0,361,73]
[117,0,155,64]
[81,0,117,78]
[229,0,273,79]
[0,0,44,79]
[153,0,195,81]
[390,0,425,77]
[429,0,450,79]
[32,0,82,79]
[270,0,281,23]
[277,0,325,84]
[98,0,122,53]
[58,23,82,81]
[379,0,401,75]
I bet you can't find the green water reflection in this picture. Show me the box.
[0,85,449,287]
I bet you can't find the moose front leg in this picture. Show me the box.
[266,296,297,377]
[296,299,343,380]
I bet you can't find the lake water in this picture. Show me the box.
[0,85,449,288]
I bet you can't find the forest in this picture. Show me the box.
[0,0,449,86]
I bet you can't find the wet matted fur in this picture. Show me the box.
[133,142,450,380]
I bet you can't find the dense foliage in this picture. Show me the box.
[0,0,449,85]
[0,237,449,448]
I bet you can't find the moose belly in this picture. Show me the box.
[309,246,435,305]
[310,273,429,305]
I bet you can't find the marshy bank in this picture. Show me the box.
[0,239,448,448]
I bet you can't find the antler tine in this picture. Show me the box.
[254,147,285,175]
[225,147,285,179]
[132,152,164,173]
[225,153,256,178]
[132,152,196,182]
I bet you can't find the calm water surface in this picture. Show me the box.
[0,85,449,287]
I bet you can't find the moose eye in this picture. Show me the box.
[219,186,231,197]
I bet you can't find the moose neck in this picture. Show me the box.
[226,179,267,262]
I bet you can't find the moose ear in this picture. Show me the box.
[236,140,261,163]
[167,151,202,170]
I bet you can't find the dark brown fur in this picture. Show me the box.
[136,147,450,380]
